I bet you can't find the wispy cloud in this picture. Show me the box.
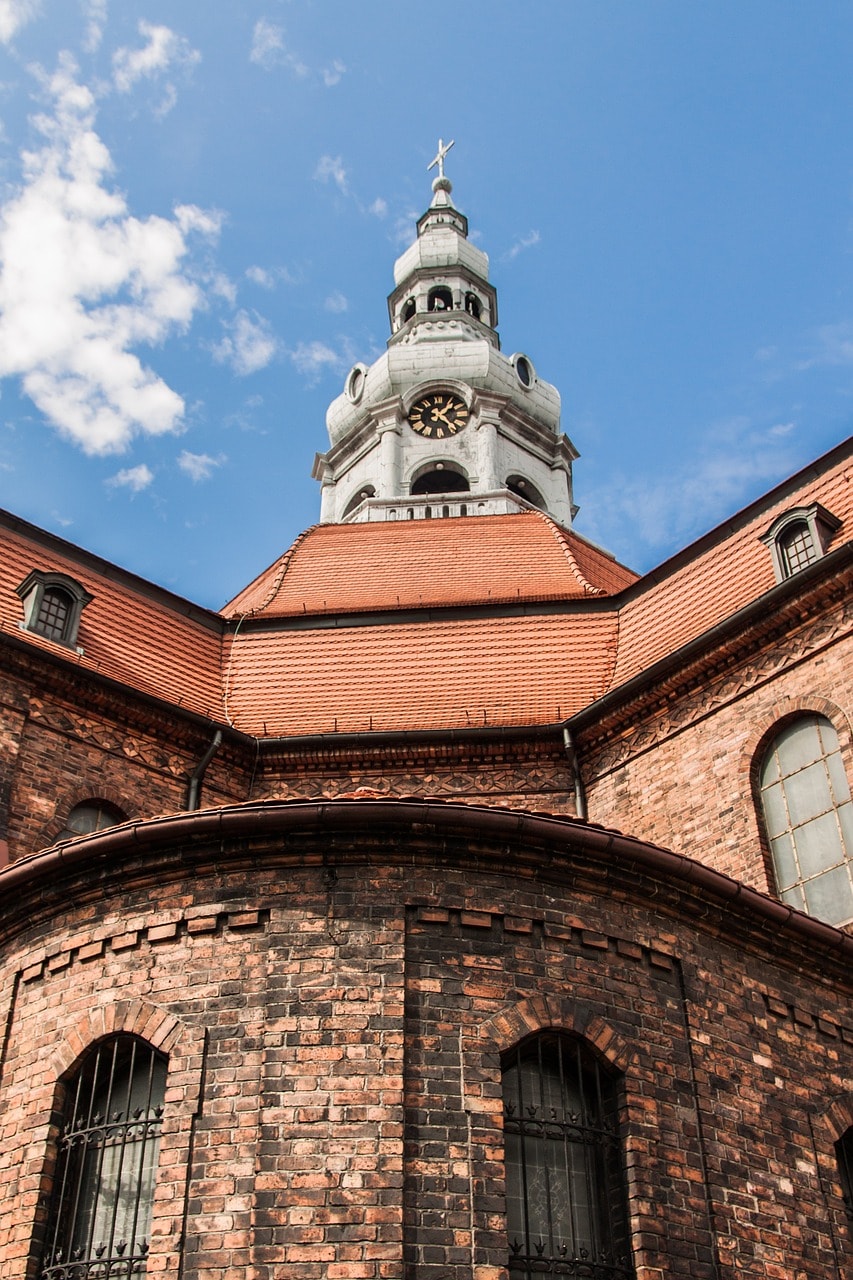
[249,19,308,75]
[178,449,225,481]
[575,416,805,570]
[213,309,277,375]
[82,0,107,53]
[245,263,298,290]
[368,197,387,218]
[289,340,345,383]
[314,154,348,195]
[112,20,200,113]
[107,462,153,492]
[324,291,348,314]
[0,57,219,455]
[322,59,346,87]
[503,229,540,262]
[798,321,853,370]
[0,0,39,44]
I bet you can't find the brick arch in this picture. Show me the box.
[740,695,853,795]
[478,995,634,1073]
[816,1092,853,1145]
[41,784,137,849]
[50,999,187,1080]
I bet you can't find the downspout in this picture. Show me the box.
[186,730,223,812]
[562,726,587,822]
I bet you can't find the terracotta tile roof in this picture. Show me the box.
[0,515,225,720]
[222,612,620,736]
[609,446,852,688]
[222,511,638,619]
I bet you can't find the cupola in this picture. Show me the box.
[313,143,578,527]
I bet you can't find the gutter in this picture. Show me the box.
[186,730,223,811]
[1,798,850,966]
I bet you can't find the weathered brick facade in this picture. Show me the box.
[0,804,849,1279]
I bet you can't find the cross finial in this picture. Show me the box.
[428,138,454,181]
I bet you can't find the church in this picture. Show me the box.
[0,145,851,1279]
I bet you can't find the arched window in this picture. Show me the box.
[502,1033,632,1278]
[837,1127,853,1227]
[464,291,481,319]
[58,801,127,843]
[760,504,840,582]
[402,297,416,323]
[777,520,817,577]
[411,468,470,496]
[41,1035,167,1278]
[506,475,547,510]
[427,286,453,313]
[758,715,853,926]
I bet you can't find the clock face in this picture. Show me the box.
[407,391,470,439]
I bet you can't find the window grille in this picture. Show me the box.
[41,1036,166,1279]
[34,588,73,643]
[502,1034,633,1279]
[758,714,853,926]
[837,1127,853,1226]
[778,521,817,577]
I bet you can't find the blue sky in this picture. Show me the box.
[0,1,850,608]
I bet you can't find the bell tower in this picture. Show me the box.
[313,142,578,525]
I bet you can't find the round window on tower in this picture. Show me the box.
[345,364,368,404]
[512,353,536,389]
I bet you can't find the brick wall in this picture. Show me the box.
[0,806,849,1279]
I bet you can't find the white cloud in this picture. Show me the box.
[82,0,108,53]
[314,154,348,195]
[0,57,217,454]
[392,211,418,246]
[0,0,39,44]
[575,416,803,569]
[107,462,153,492]
[503,229,541,261]
[368,197,387,219]
[174,203,222,238]
[112,20,200,110]
[322,59,346,87]
[250,19,307,75]
[178,449,225,481]
[324,291,348,314]
[246,264,274,289]
[289,340,345,382]
[213,309,277,376]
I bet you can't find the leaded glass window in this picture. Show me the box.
[778,521,817,577]
[41,1036,166,1279]
[502,1034,633,1279]
[759,715,853,927]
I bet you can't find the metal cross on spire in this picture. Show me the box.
[428,138,454,181]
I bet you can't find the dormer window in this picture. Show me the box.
[760,504,841,582]
[16,571,92,650]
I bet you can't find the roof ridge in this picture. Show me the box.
[230,524,320,618]
[536,511,607,597]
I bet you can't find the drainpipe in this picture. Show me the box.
[562,726,587,822]
[186,730,223,812]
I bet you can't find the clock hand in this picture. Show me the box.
[431,406,453,426]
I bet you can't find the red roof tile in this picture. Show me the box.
[0,516,224,720]
[609,447,852,687]
[222,511,638,619]
[222,612,620,736]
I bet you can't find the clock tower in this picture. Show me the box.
[313,142,578,525]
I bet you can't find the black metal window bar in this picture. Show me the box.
[41,1035,167,1279]
[35,588,72,643]
[502,1033,633,1279]
[837,1127,853,1226]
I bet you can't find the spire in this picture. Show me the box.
[417,137,467,239]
